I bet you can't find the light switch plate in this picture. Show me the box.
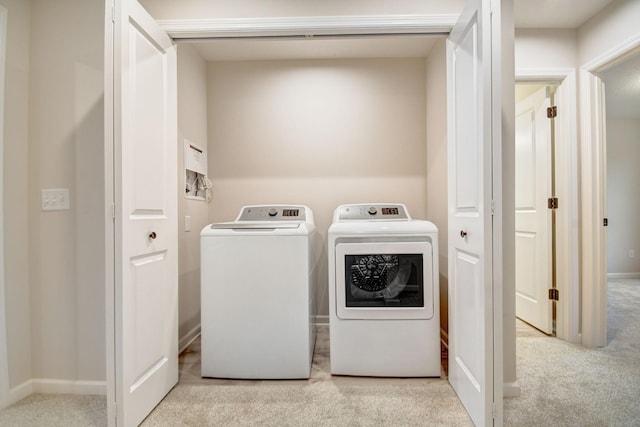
[41,188,70,211]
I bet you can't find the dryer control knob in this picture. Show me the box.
[368,207,378,215]
[268,208,278,217]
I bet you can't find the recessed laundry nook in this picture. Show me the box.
[175,33,449,343]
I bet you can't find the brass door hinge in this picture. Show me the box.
[549,289,559,301]
[548,197,558,209]
[547,106,557,118]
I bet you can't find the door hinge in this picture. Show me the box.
[549,288,559,301]
[603,218,608,227]
[548,197,558,209]
[547,106,557,118]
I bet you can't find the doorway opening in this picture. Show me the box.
[514,82,558,336]
[580,42,640,347]
[514,70,580,345]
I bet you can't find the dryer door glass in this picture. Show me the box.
[335,241,434,320]
[344,253,424,308]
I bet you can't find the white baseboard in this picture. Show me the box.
[6,324,204,405]
[8,380,32,405]
[503,381,522,398]
[179,323,201,354]
[9,379,106,404]
[608,272,640,279]
[33,379,106,395]
[314,315,329,326]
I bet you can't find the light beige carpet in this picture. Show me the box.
[141,324,472,426]
[1,279,638,426]
[504,278,640,426]
[0,393,107,426]
[142,381,471,426]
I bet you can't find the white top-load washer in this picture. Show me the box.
[328,203,440,377]
[201,205,317,379]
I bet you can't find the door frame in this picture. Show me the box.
[515,69,580,343]
[105,7,508,424]
[106,1,179,425]
[104,0,116,423]
[0,4,9,410]
[580,34,640,347]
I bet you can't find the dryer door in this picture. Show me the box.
[335,241,434,320]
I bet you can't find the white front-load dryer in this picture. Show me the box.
[200,205,317,379]
[328,203,440,377]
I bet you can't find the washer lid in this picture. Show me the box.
[202,204,315,236]
[210,221,301,230]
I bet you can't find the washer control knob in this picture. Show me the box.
[268,208,278,217]
[368,207,378,216]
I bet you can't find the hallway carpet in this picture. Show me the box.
[503,278,640,426]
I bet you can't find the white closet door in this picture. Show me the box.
[107,1,178,425]
[446,0,500,424]
[515,86,553,334]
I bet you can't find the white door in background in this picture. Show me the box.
[446,0,502,424]
[106,1,178,425]
[515,86,553,334]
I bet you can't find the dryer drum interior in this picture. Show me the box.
[345,253,424,307]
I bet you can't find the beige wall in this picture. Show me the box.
[606,119,640,275]
[177,43,209,346]
[578,0,640,66]
[28,0,105,382]
[515,29,577,70]
[1,0,105,397]
[1,0,32,390]
[425,38,448,334]
[206,58,429,317]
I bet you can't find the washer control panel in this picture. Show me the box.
[238,205,306,221]
[337,204,409,221]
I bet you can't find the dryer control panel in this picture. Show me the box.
[237,205,307,221]
[337,204,410,221]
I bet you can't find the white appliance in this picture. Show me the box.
[200,205,317,379]
[328,203,440,377]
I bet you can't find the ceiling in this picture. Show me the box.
[187,0,638,118]
[188,0,616,61]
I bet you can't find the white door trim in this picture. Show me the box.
[579,70,607,348]
[515,69,580,344]
[104,0,116,423]
[156,14,458,39]
[492,0,513,420]
[579,33,640,347]
[0,4,10,410]
[104,8,512,424]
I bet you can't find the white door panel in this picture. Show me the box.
[447,0,495,424]
[108,1,178,425]
[515,86,552,334]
